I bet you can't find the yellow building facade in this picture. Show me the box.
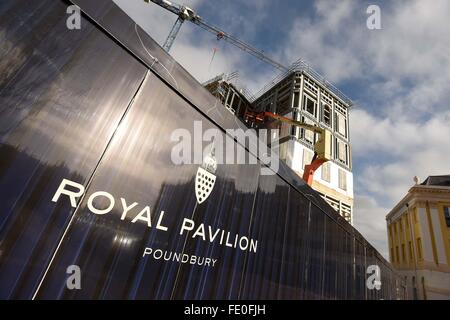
[386,175,450,299]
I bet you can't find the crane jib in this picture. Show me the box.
[146,0,287,71]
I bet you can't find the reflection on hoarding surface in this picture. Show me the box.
[0,0,147,299]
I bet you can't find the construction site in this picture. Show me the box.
[0,0,408,300]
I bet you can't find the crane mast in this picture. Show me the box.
[144,0,288,72]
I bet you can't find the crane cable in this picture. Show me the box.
[208,47,219,74]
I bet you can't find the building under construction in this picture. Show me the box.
[204,66,354,224]
[0,0,406,299]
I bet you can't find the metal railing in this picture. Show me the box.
[202,60,353,108]
[202,71,255,102]
[250,59,353,107]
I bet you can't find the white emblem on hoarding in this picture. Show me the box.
[195,148,217,204]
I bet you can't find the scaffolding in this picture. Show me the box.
[202,71,255,102]
[250,59,353,107]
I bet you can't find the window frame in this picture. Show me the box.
[444,206,450,228]
[302,149,313,170]
[301,116,315,145]
[322,103,332,127]
[335,112,347,137]
[338,168,347,191]
[303,94,316,117]
[336,139,348,165]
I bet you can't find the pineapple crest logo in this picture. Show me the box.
[195,148,217,204]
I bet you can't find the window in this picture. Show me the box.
[399,221,403,233]
[302,149,313,170]
[305,130,314,144]
[301,117,314,144]
[391,247,395,263]
[321,162,330,182]
[323,104,331,126]
[401,244,406,262]
[293,91,300,109]
[277,94,290,114]
[416,238,423,260]
[338,169,347,191]
[335,113,347,136]
[225,90,234,108]
[409,241,414,261]
[337,140,347,163]
[339,142,347,161]
[303,95,316,116]
[341,203,352,222]
[444,206,450,227]
[231,93,240,113]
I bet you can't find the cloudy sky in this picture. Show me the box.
[113,0,450,258]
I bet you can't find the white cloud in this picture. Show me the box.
[350,109,450,158]
[280,0,363,82]
[352,111,450,257]
[113,0,180,45]
[203,0,271,41]
[353,195,390,258]
[282,0,450,258]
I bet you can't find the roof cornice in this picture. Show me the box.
[386,185,450,220]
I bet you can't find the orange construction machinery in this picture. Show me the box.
[244,111,332,186]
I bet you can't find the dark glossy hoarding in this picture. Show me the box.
[0,0,406,299]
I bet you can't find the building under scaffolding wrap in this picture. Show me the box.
[0,0,406,299]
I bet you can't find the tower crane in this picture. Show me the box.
[144,0,332,187]
[143,0,288,72]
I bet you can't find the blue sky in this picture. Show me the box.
[114,0,450,258]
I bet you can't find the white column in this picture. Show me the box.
[417,207,434,263]
[429,207,448,265]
